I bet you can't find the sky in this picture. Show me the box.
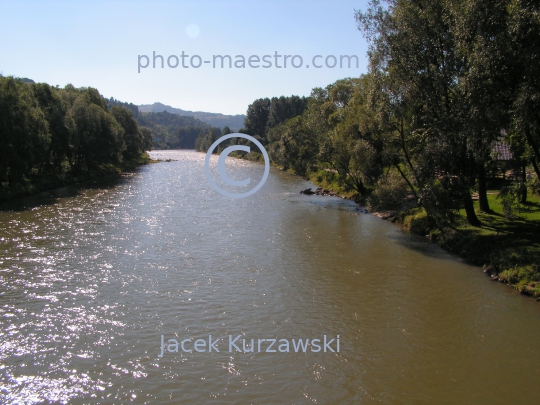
[0,0,371,115]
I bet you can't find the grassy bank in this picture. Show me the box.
[305,169,540,300]
[0,153,156,202]
[398,193,540,300]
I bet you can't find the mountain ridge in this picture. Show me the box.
[138,102,245,131]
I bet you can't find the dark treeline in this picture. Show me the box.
[243,95,309,140]
[0,76,152,196]
[106,97,140,118]
[194,95,309,155]
[199,0,539,228]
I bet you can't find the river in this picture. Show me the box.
[1,150,539,404]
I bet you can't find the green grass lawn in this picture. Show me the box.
[480,190,540,221]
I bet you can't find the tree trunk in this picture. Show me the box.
[525,127,540,179]
[520,163,527,204]
[531,157,540,180]
[477,162,491,213]
[393,161,417,201]
[463,193,481,227]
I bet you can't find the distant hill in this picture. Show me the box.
[107,98,218,149]
[138,111,216,149]
[9,77,36,85]
[138,102,245,131]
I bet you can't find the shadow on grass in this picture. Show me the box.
[517,201,540,214]
[440,212,540,270]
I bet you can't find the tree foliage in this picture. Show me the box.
[0,76,153,190]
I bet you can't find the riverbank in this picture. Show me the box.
[301,169,540,301]
[175,149,540,301]
[396,207,540,300]
[0,153,157,202]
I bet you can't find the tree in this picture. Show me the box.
[68,92,125,171]
[140,126,153,151]
[111,106,144,160]
[194,127,221,152]
[31,82,70,171]
[138,111,211,149]
[507,0,540,180]
[356,0,484,226]
[0,76,48,185]
[244,98,271,139]
[267,96,309,130]
[451,0,513,212]
[316,77,386,196]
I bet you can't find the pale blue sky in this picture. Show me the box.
[0,0,370,115]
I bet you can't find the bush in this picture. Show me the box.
[367,172,408,211]
[497,182,523,218]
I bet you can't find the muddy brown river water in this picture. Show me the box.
[1,150,539,404]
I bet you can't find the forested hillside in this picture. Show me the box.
[139,102,245,131]
[139,111,215,149]
[107,98,220,149]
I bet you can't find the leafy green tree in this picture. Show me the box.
[32,82,70,170]
[451,0,513,212]
[111,106,144,160]
[140,126,153,151]
[244,98,271,139]
[319,78,388,195]
[0,77,154,196]
[274,116,316,176]
[507,0,540,179]
[0,76,48,185]
[68,93,125,171]
[267,96,308,130]
[138,111,211,149]
[106,97,140,118]
[195,127,221,152]
[357,0,483,225]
